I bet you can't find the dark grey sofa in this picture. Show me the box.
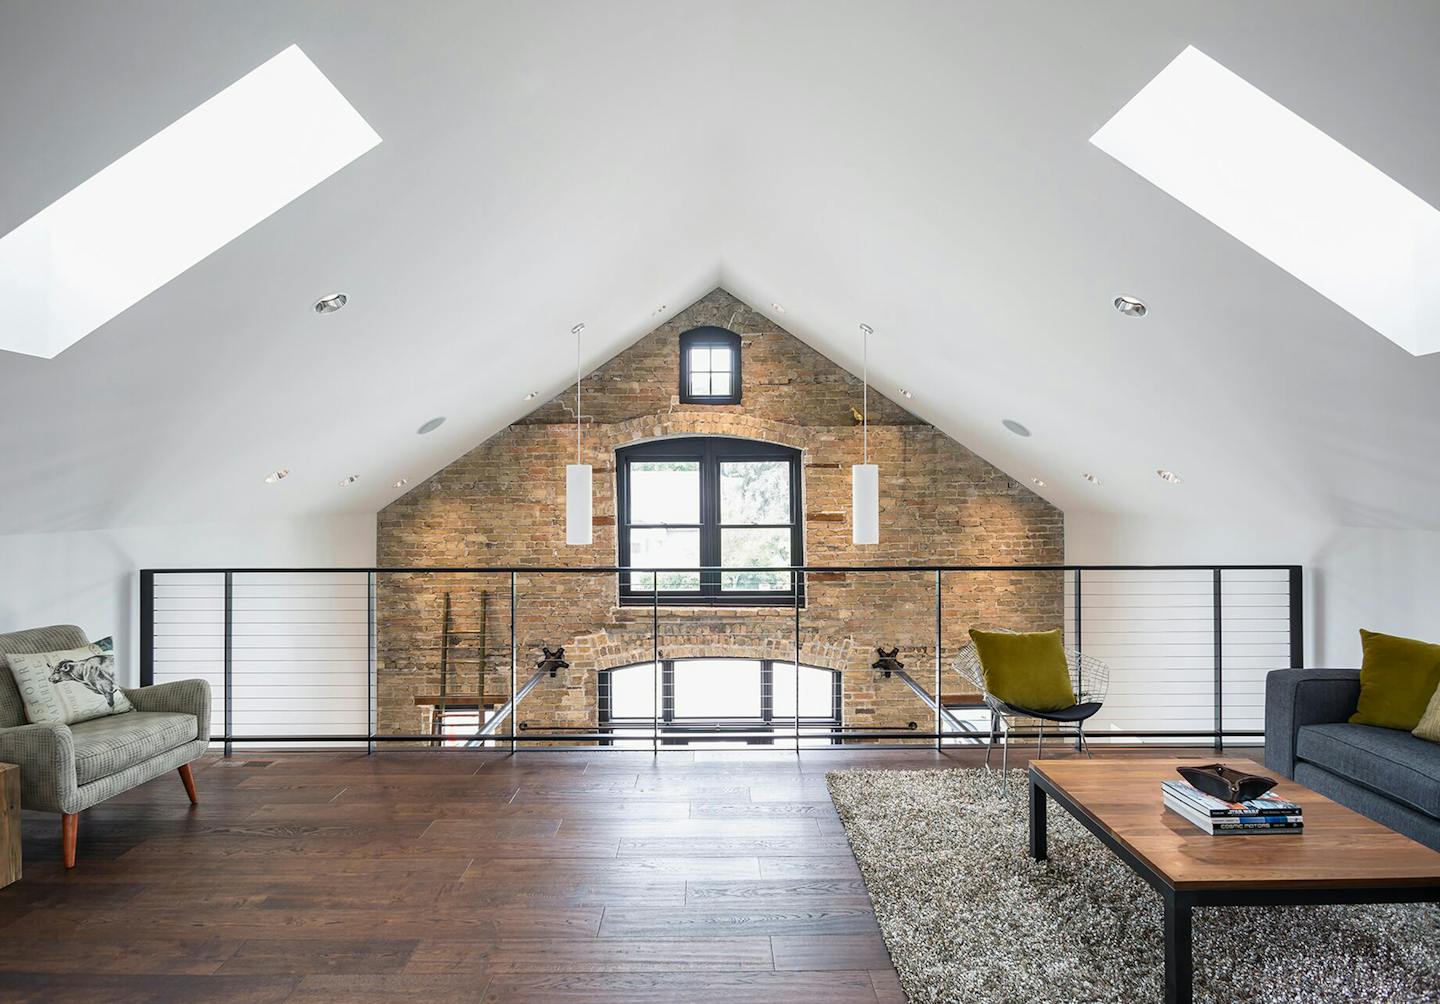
[1265,668,1440,850]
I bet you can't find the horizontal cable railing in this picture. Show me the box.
[140,564,1302,753]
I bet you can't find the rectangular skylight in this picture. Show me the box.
[0,45,380,359]
[1091,45,1440,356]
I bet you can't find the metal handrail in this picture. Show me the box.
[142,563,1302,573]
[139,563,1303,753]
[212,729,1268,744]
[889,669,974,735]
[463,665,553,745]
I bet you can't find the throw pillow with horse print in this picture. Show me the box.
[5,636,134,725]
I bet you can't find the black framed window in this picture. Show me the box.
[679,327,742,404]
[617,437,802,606]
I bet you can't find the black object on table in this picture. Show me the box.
[1176,763,1278,804]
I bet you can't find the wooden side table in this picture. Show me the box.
[0,762,19,888]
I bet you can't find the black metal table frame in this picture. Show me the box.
[1027,766,1440,1004]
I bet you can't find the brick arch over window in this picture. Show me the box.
[567,631,859,672]
[605,413,809,452]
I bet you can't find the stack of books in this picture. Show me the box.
[1161,779,1304,835]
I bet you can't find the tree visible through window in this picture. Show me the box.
[617,437,802,605]
[719,458,792,591]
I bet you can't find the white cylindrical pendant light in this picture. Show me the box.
[565,322,592,546]
[852,322,879,545]
[566,462,592,545]
[852,462,878,545]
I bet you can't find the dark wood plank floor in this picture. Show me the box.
[0,745,1227,1002]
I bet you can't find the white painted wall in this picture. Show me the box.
[1059,566,1288,745]
[0,514,376,687]
[1066,514,1440,667]
[150,570,371,748]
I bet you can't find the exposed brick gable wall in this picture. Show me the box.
[376,289,1063,742]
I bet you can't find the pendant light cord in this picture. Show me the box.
[573,322,584,464]
[860,323,872,464]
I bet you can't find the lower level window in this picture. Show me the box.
[599,658,840,747]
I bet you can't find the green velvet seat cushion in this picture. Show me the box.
[968,628,1076,713]
[1350,629,1440,731]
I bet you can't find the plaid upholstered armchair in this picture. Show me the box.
[0,624,210,867]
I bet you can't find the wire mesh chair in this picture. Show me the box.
[955,639,1111,788]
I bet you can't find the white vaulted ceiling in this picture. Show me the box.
[1,1,1438,534]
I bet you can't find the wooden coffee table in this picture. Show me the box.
[1028,757,1440,1004]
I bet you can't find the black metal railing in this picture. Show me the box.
[139,563,1303,754]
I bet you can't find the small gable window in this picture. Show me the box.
[679,327,741,404]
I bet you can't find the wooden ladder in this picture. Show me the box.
[429,590,489,746]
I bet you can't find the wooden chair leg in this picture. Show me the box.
[178,763,198,805]
[61,812,78,869]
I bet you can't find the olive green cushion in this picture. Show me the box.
[1350,629,1440,730]
[1413,681,1440,744]
[968,628,1076,713]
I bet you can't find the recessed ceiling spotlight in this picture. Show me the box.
[1113,294,1148,317]
[1083,473,1102,485]
[771,302,785,313]
[1157,469,1182,484]
[264,469,289,484]
[416,416,445,435]
[1031,477,1046,488]
[523,391,538,401]
[313,292,347,314]
[1002,419,1031,437]
[339,474,359,487]
[898,388,914,399]
[393,478,408,489]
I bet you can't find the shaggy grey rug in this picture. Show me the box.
[826,768,1440,1004]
